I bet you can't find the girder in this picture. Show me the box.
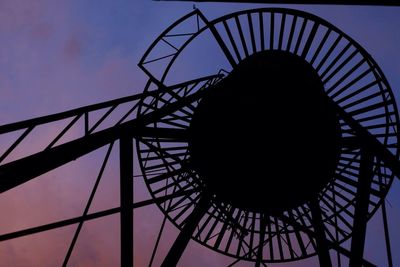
[0,75,218,193]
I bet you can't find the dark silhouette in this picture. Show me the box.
[0,7,398,267]
[189,50,341,214]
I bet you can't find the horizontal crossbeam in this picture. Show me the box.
[0,188,198,241]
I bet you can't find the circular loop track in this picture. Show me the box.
[137,8,400,263]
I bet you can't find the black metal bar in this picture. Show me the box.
[247,13,257,54]
[142,53,176,65]
[301,22,319,58]
[278,13,286,51]
[223,20,242,62]
[166,0,400,6]
[62,142,114,267]
[235,16,249,57]
[84,112,89,135]
[149,215,168,267]
[259,12,265,51]
[88,106,117,134]
[309,200,333,267]
[0,126,34,163]
[160,196,209,267]
[349,150,374,267]
[120,136,133,267]
[332,186,342,267]
[46,115,82,150]
[293,18,307,54]
[0,188,197,242]
[310,28,331,65]
[270,12,275,50]
[381,201,393,267]
[286,15,297,51]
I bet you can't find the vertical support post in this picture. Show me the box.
[309,200,333,267]
[120,135,133,267]
[161,197,209,267]
[349,149,374,267]
[381,201,393,267]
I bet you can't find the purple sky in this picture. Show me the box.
[0,0,399,266]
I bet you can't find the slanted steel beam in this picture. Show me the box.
[160,197,209,267]
[0,188,198,242]
[349,149,374,267]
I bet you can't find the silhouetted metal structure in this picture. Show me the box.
[0,7,398,267]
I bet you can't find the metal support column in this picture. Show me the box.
[349,150,374,267]
[120,135,134,267]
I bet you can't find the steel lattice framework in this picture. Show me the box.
[0,7,399,267]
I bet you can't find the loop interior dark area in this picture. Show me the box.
[189,50,342,214]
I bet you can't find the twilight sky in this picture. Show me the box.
[0,0,399,266]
